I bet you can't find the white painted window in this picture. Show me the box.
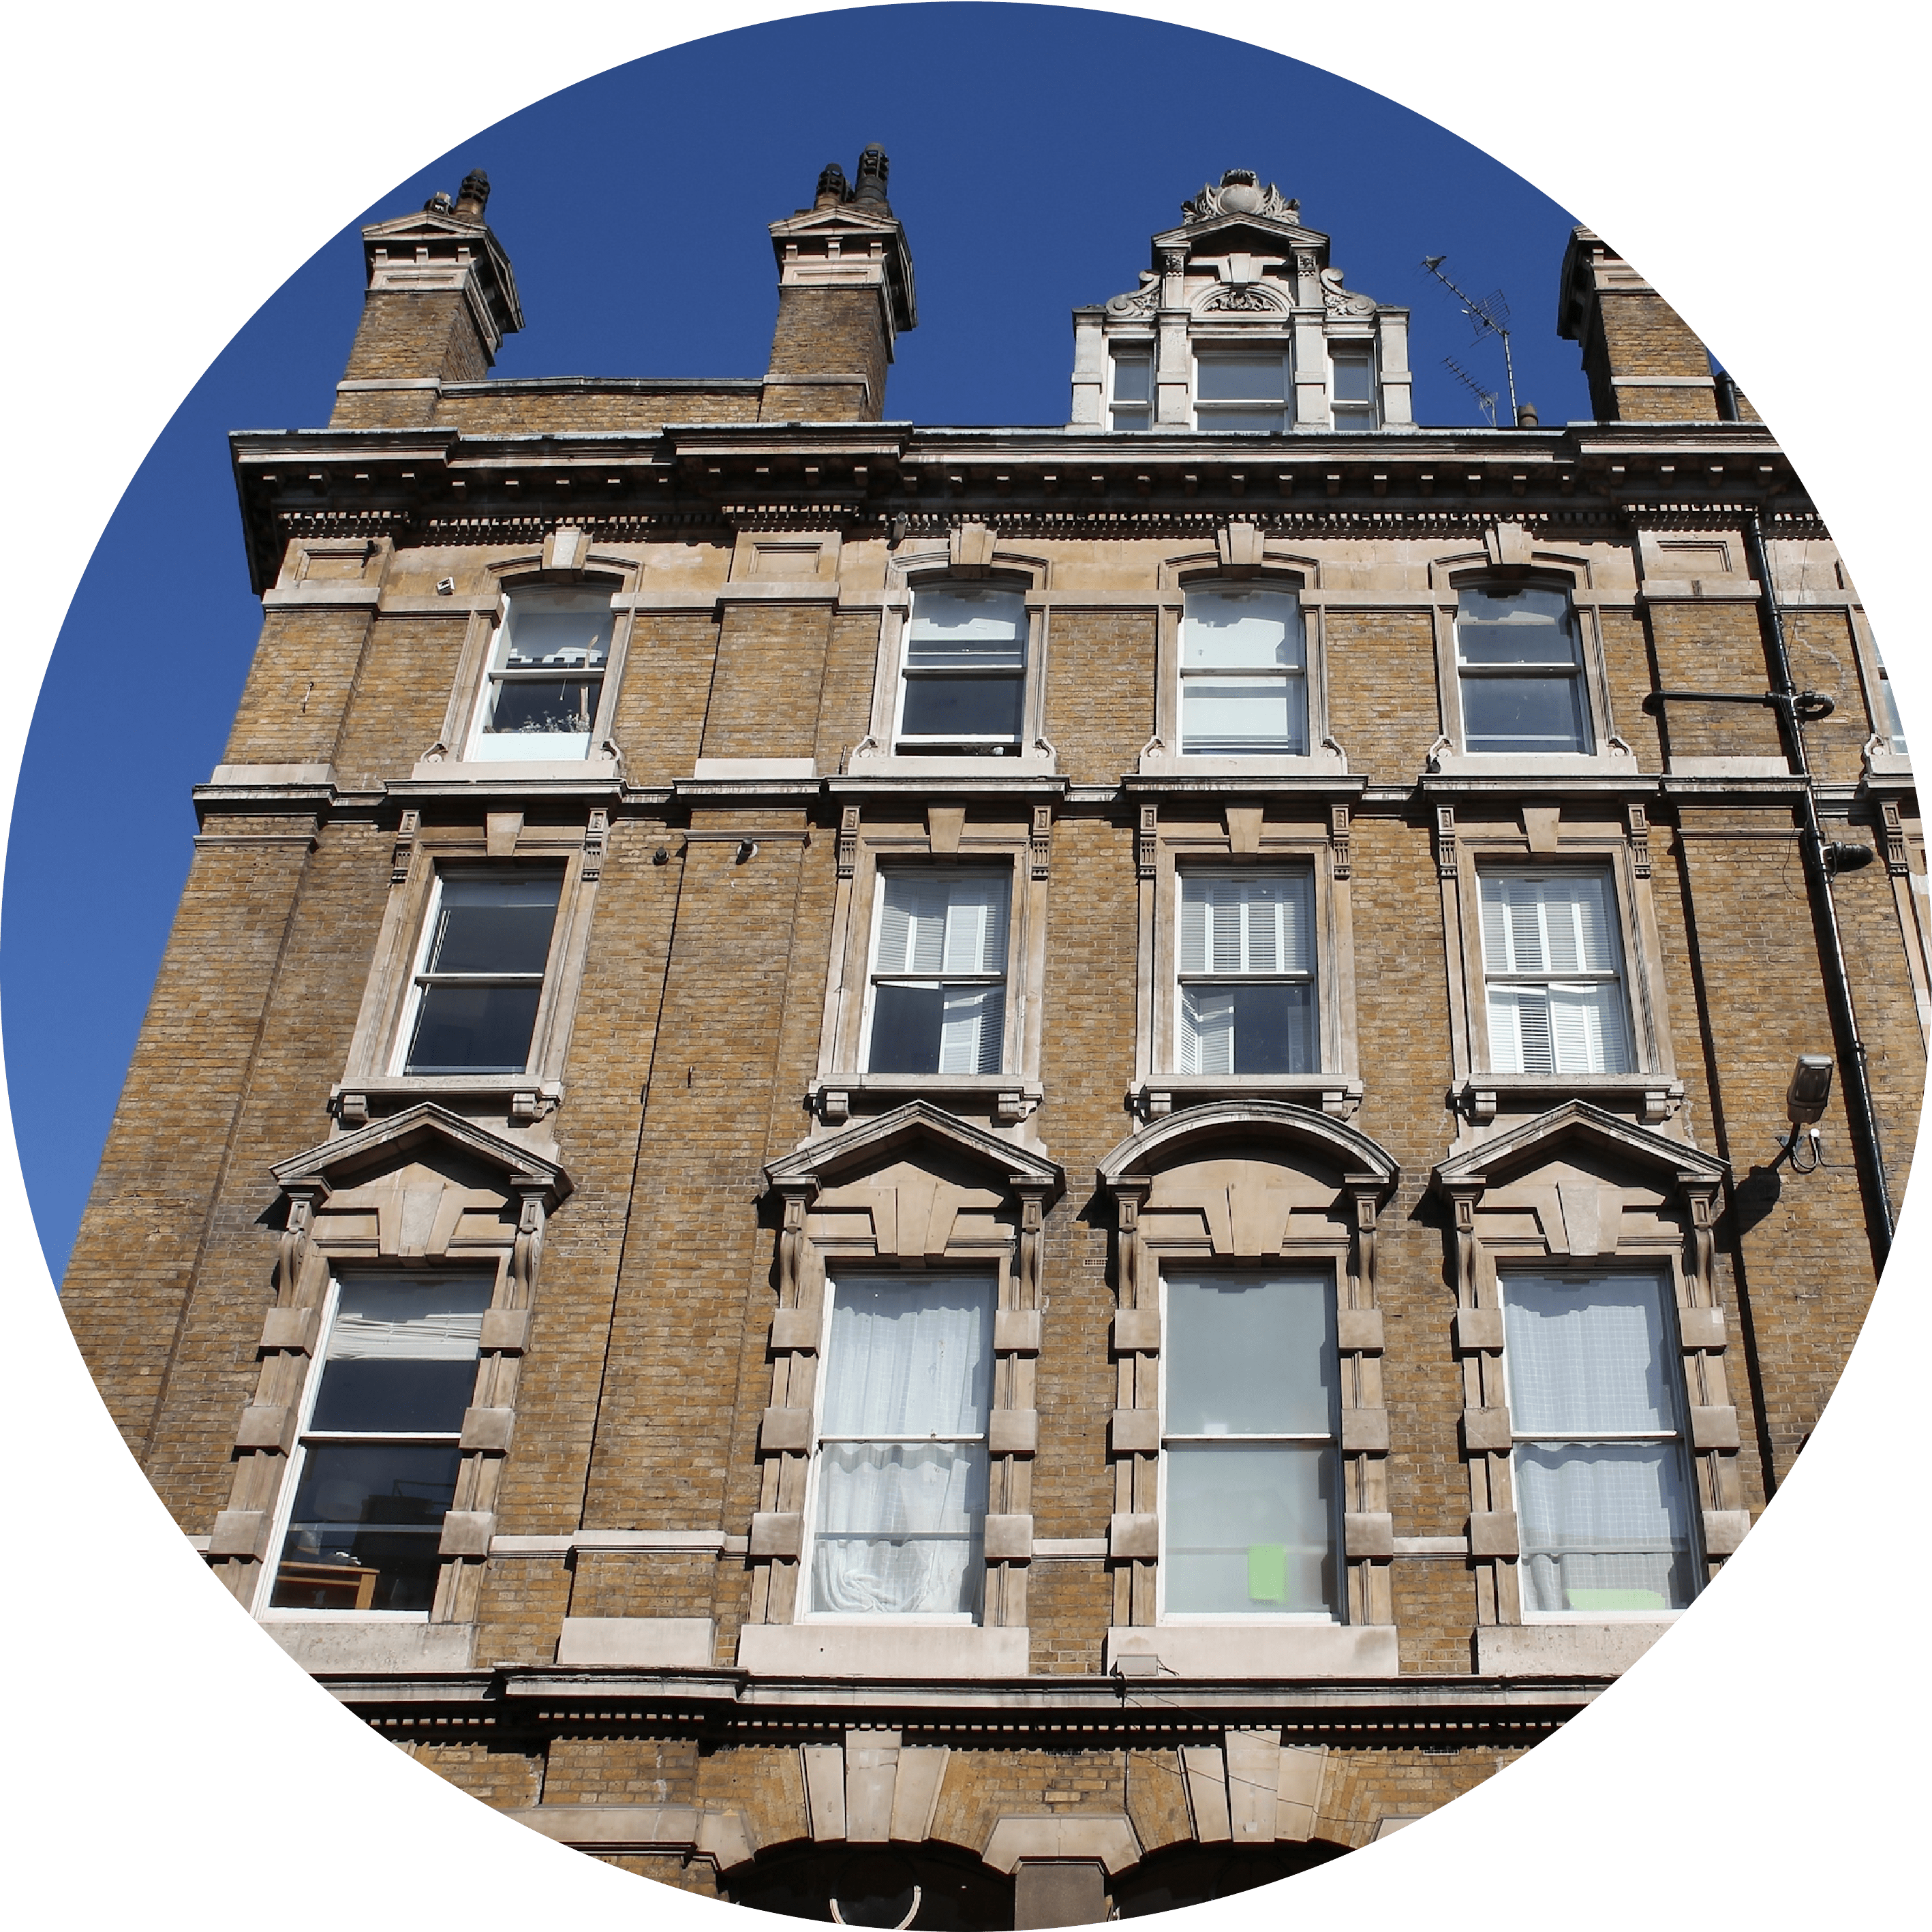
[1455,583,1591,754]
[1501,1272,1699,1615]
[807,1274,995,1619]
[1177,872,1318,1074]
[896,585,1028,754]
[1330,345,1378,429]
[267,1274,492,1614]
[469,587,614,761]
[865,872,1009,1075]
[1875,656,1910,756]
[1180,586,1308,754]
[1480,872,1631,1076]
[399,868,563,1075]
[1109,346,1154,431]
[1161,1272,1339,1618]
[1193,350,1291,431]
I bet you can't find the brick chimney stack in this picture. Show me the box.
[331,168,524,429]
[1556,227,1717,423]
[761,145,917,422]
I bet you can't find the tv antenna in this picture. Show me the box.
[1422,255,1519,422]
[1441,354,1499,427]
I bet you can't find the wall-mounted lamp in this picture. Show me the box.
[735,840,759,864]
[1779,1054,1834,1172]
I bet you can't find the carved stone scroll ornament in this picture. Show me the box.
[1199,282,1288,313]
[1319,266,1378,318]
[1181,170,1300,226]
[1105,277,1159,319]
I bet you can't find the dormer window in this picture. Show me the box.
[1110,348,1154,431]
[896,585,1028,754]
[1331,346,1378,429]
[1194,351,1291,432]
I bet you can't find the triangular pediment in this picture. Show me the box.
[1154,213,1329,259]
[271,1103,570,1208]
[1098,1100,1398,1195]
[765,1101,1062,1201]
[1432,1101,1727,1195]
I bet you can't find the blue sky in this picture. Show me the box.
[3,3,1592,1278]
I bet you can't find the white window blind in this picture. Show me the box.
[868,874,1009,1075]
[1177,873,1317,1076]
[1481,873,1630,1075]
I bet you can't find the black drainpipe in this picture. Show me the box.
[1743,510,1896,1269]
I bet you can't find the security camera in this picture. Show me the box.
[1785,1055,1834,1126]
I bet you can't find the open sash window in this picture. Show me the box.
[1501,1273,1699,1615]
[897,586,1028,754]
[1178,871,1318,1075]
[1161,1272,1340,1618]
[808,1276,995,1619]
[865,872,1010,1075]
[470,587,614,761]
[270,1275,491,1612]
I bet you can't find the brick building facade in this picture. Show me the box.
[61,154,1921,1925]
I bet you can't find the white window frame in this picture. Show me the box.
[254,1270,491,1622]
[1476,868,1634,1079]
[797,1270,996,1627]
[461,582,622,763]
[889,579,1037,759]
[1497,1268,1702,1625]
[1192,345,1293,432]
[392,865,568,1079]
[1156,1265,1345,1625]
[1109,342,1155,432]
[1453,578,1595,758]
[1176,583,1311,758]
[1174,868,1321,1078]
[861,868,1012,1078]
[1329,341,1379,429]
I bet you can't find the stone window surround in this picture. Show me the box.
[810,803,1051,1127]
[1424,532,1640,777]
[850,530,1056,778]
[1434,800,1683,1126]
[204,1105,569,1644]
[333,810,607,1129]
[1096,1103,1401,1676]
[1431,1103,1740,1652]
[1137,542,1349,780]
[416,528,640,778]
[1129,797,1362,1123]
[752,1105,1064,1654]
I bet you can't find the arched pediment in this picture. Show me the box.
[271,1102,570,1210]
[1431,1101,1726,1197]
[765,1101,1063,1204]
[1097,1101,1398,1196]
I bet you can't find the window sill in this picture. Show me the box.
[846,750,1058,779]
[1105,1624,1398,1679]
[1426,748,1640,778]
[258,1618,478,1674]
[1137,748,1350,779]
[1472,1620,1675,1678]
[333,1077,564,1128]
[737,1623,1028,1678]
[1136,1075,1363,1120]
[1864,747,1913,778]
[405,755,622,786]
[1455,1073,1682,1125]
[811,1073,1043,1126]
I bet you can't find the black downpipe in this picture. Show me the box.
[1744,511,1896,1268]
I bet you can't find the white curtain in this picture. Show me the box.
[1481,873,1629,1074]
[1505,1276,1693,1612]
[1514,1444,1695,1612]
[326,1277,491,1362]
[812,1278,993,1616]
[906,587,1026,667]
[1180,589,1304,669]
